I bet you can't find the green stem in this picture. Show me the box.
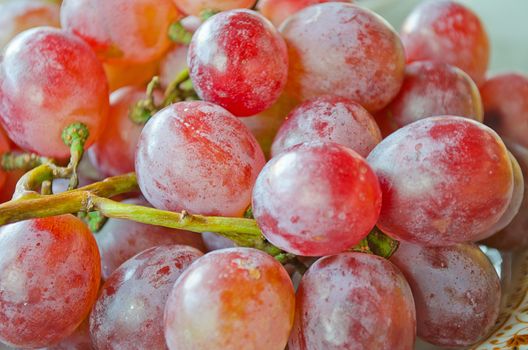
[168,21,193,45]
[1,152,53,172]
[61,123,90,190]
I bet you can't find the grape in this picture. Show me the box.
[0,170,23,204]
[280,3,405,112]
[201,232,235,251]
[89,86,156,177]
[390,242,500,347]
[0,0,60,49]
[257,0,338,27]
[401,0,489,86]
[376,61,483,135]
[188,10,288,117]
[482,142,528,250]
[481,73,528,148]
[61,0,179,64]
[159,45,188,88]
[136,101,266,216]
[95,198,205,280]
[252,142,381,256]
[0,215,100,348]
[90,245,203,350]
[367,116,514,246]
[0,27,108,158]
[164,248,295,350]
[172,0,256,16]
[289,252,416,350]
[43,319,92,350]
[104,59,160,92]
[271,95,382,158]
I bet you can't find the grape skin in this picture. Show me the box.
[271,95,382,158]
[0,27,109,158]
[159,45,188,88]
[103,59,160,92]
[90,245,203,350]
[390,242,501,347]
[135,101,266,217]
[172,0,256,16]
[257,0,337,27]
[253,142,382,256]
[367,116,513,246]
[164,248,295,350]
[0,215,100,348]
[401,0,489,86]
[188,10,288,117]
[289,252,416,350]
[280,3,405,112]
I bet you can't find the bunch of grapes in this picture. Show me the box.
[0,0,525,349]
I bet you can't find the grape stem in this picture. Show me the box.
[0,152,55,172]
[61,122,90,190]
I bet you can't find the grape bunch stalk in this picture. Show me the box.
[0,0,524,349]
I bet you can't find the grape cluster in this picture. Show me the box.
[0,0,524,349]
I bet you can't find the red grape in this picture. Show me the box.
[401,0,489,86]
[202,232,235,251]
[271,95,382,158]
[252,142,381,256]
[0,27,109,158]
[104,59,160,92]
[280,3,405,112]
[136,101,266,216]
[188,10,288,117]
[376,61,483,135]
[44,319,92,350]
[390,242,500,347]
[257,0,338,27]
[289,252,416,350]
[159,45,188,88]
[90,245,203,350]
[172,0,256,16]
[61,0,179,64]
[89,86,156,177]
[0,0,60,49]
[96,198,205,280]
[367,116,513,246]
[481,73,528,148]
[164,248,295,350]
[0,215,100,348]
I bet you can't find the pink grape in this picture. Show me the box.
[257,0,339,27]
[96,198,205,280]
[172,0,256,16]
[188,10,288,117]
[390,242,501,347]
[376,61,483,135]
[44,319,92,350]
[280,3,405,112]
[159,45,188,88]
[0,27,109,158]
[481,73,528,148]
[136,101,266,216]
[0,215,100,348]
[401,0,490,86]
[90,245,203,350]
[0,0,60,49]
[271,95,382,158]
[201,232,235,251]
[367,116,514,246]
[252,142,382,256]
[104,59,160,92]
[289,252,416,350]
[61,0,179,64]
[164,248,295,350]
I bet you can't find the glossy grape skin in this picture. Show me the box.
[90,245,202,350]
[96,198,205,280]
[136,101,265,217]
[401,0,489,86]
[164,248,295,350]
[89,86,153,177]
[367,116,513,246]
[271,95,382,158]
[0,0,60,49]
[376,61,483,135]
[104,59,160,92]
[61,0,179,64]
[289,252,416,350]
[280,3,405,112]
[201,232,235,252]
[257,0,338,27]
[0,215,100,348]
[159,45,188,88]
[188,10,288,117]
[253,142,382,256]
[481,73,528,148]
[390,242,500,347]
[0,27,109,158]
[172,0,256,16]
